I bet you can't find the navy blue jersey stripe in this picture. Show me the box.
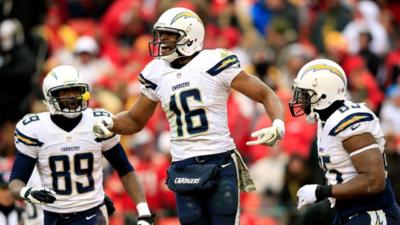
[139,73,157,90]
[15,129,43,147]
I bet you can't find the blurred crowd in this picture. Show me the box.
[1,0,400,225]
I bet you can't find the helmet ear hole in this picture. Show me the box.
[321,94,327,99]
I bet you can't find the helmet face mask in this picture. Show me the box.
[289,87,318,117]
[43,65,90,118]
[48,85,88,114]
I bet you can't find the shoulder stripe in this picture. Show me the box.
[207,55,240,76]
[14,129,43,147]
[138,73,157,90]
[329,112,374,136]
[95,134,117,142]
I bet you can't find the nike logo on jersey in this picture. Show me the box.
[86,214,97,220]
[221,163,231,168]
[350,123,361,130]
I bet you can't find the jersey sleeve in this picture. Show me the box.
[139,61,160,102]
[14,115,42,158]
[206,49,242,88]
[93,109,122,151]
[329,110,379,142]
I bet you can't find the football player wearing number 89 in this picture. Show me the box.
[93,7,284,225]
[8,65,154,225]
[289,59,400,225]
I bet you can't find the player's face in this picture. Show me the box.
[54,87,83,112]
[149,29,180,57]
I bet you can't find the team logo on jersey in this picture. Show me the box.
[207,55,240,76]
[171,11,202,25]
[301,64,346,84]
[329,112,374,136]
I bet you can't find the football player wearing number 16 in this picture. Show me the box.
[8,65,154,225]
[93,7,285,225]
[290,59,400,225]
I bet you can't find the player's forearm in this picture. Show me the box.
[120,171,147,204]
[111,111,145,135]
[261,86,284,121]
[332,173,385,199]
[9,179,26,200]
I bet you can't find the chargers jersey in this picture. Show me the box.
[15,108,119,213]
[317,100,395,216]
[139,49,241,161]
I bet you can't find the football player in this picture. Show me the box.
[93,7,285,225]
[290,59,400,224]
[8,65,154,225]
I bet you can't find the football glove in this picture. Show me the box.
[20,186,56,205]
[137,214,155,225]
[246,119,285,146]
[93,117,114,138]
[297,184,318,209]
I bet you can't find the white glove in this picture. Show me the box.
[93,117,114,138]
[246,119,285,146]
[20,186,56,205]
[297,184,318,209]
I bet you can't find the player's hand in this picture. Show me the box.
[104,195,115,216]
[246,119,285,146]
[20,186,56,205]
[297,184,318,209]
[137,214,155,225]
[93,117,114,138]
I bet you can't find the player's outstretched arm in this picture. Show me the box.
[93,94,158,138]
[231,71,285,146]
[297,132,385,209]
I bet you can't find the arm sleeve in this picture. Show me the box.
[102,143,134,177]
[9,150,37,184]
[329,112,379,142]
[139,62,159,101]
[14,120,41,159]
[206,49,242,88]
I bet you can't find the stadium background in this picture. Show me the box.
[0,0,400,224]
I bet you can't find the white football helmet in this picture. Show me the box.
[43,65,90,118]
[148,7,204,62]
[289,59,347,122]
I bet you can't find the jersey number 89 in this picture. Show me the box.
[49,153,94,195]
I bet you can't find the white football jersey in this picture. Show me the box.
[15,108,120,213]
[140,49,241,161]
[317,101,386,186]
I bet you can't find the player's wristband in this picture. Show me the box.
[20,186,31,199]
[315,185,333,201]
[136,202,151,216]
[272,119,285,137]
